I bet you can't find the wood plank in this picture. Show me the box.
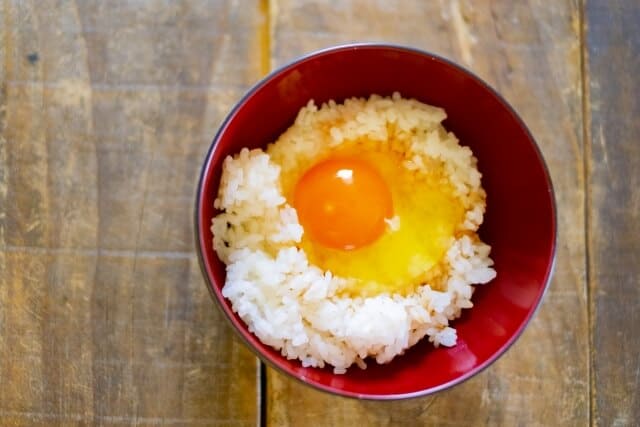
[585,1,640,425]
[267,1,588,425]
[0,1,264,425]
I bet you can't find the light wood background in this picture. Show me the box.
[0,1,637,426]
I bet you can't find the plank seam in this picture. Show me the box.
[259,0,272,76]
[260,361,267,427]
[258,0,272,425]
[0,245,194,259]
[578,0,595,426]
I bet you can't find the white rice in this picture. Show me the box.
[212,93,496,373]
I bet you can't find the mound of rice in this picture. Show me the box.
[212,93,496,374]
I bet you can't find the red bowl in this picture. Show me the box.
[195,44,556,399]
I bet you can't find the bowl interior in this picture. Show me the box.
[196,45,556,399]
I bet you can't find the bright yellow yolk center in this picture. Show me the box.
[293,157,393,250]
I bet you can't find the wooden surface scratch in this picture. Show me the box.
[447,0,476,65]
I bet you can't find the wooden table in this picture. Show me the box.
[1,1,638,425]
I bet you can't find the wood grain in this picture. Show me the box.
[2,1,638,426]
[266,1,589,425]
[585,1,640,425]
[0,1,264,425]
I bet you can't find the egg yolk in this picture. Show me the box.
[293,157,393,250]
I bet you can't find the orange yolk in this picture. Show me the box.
[293,157,393,250]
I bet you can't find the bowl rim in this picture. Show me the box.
[194,42,558,400]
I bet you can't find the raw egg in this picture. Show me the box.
[293,157,393,250]
[284,141,465,297]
